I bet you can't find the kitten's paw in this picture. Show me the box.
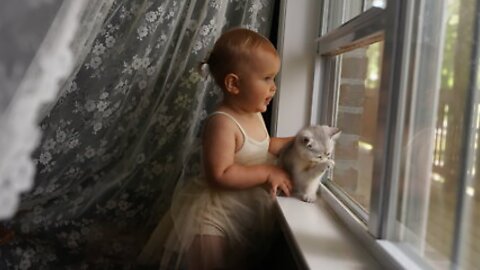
[301,193,317,203]
[326,159,335,169]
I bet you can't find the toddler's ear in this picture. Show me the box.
[224,73,240,95]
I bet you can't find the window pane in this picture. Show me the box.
[330,41,383,213]
[462,106,480,270]
[325,0,363,31]
[396,0,480,269]
[364,0,386,9]
[323,1,386,35]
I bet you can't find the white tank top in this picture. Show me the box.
[209,111,275,166]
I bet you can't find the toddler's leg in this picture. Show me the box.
[187,235,227,270]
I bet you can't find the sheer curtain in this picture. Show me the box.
[0,0,275,268]
[0,0,113,221]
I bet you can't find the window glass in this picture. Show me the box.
[461,106,480,270]
[318,0,480,268]
[324,0,386,34]
[364,0,386,9]
[325,0,363,32]
[330,41,383,212]
[457,2,480,268]
[396,0,480,269]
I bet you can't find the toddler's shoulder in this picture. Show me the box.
[206,113,237,130]
[203,113,240,141]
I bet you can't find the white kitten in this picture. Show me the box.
[280,125,341,202]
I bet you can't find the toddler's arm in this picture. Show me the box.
[269,136,294,156]
[202,115,293,196]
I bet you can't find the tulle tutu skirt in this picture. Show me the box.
[138,176,276,269]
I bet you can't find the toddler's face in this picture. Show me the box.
[236,48,280,113]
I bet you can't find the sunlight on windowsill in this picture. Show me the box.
[275,195,381,269]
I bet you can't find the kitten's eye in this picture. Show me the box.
[303,137,312,148]
[327,153,331,157]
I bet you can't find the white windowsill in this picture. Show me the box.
[275,195,382,269]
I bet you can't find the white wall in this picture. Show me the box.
[271,0,321,137]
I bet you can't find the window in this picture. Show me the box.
[315,0,480,269]
[332,41,383,215]
[314,5,385,222]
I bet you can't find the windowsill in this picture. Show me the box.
[275,193,382,269]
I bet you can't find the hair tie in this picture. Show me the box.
[199,62,210,77]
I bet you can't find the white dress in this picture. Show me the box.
[138,111,277,269]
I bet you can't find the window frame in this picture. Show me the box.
[313,0,445,268]
[314,6,386,225]
[315,0,480,269]
[314,2,402,239]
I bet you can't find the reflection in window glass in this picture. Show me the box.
[461,106,480,270]
[396,0,480,269]
[325,0,363,32]
[331,41,383,212]
[324,0,386,33]
[364,0,386,9]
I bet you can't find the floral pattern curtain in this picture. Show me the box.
[0,0,275,269]
[0,0,112,221]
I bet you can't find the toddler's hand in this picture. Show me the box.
[266,166,293,197]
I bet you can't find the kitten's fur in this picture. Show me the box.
[280,125,341,202]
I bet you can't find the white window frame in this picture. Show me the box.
[312,0,473,269]
[274,0,474,269]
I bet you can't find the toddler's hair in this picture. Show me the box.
[202,28,277,89]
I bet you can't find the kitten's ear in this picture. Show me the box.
[329,127,342,141]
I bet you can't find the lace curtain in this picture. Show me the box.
[0,0,275,268]
[0,0,112,221]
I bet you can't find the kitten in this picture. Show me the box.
[280,125,341,202]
